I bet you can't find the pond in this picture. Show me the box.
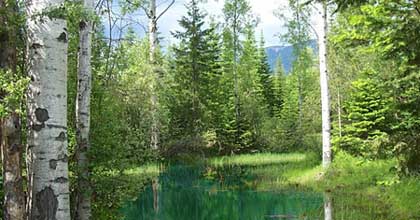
[121,165,330,220]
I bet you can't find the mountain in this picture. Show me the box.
[265,40,317,74]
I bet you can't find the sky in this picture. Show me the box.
[157,0,289,47]
[107,0,320,47]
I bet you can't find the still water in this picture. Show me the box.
[121,165,330,220]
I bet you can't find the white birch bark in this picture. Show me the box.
[75,0,94,218]
[324,194,333,220]
[149,0,159,150]
[149,0,157,64]
[318,1,332,168]
[26,0,71,219]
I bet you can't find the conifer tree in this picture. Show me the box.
[257,33,275,117]
[338,71,391,158]
[237,25,268,150]
[169,0,222,139]
[222,0,253,145]
[272,58,286,118]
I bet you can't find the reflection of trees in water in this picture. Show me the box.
[152,178,159,213]
[122,165,323,220]
[324,193,333,220]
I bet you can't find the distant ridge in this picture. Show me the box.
[265,40,317,74]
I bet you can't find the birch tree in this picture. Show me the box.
[75,0,95,218]
[0,0,25,218]
[26,0,71,218]
[317,1,332,167]
[144,0,174,149]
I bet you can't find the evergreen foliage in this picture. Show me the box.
[336,71,391,158]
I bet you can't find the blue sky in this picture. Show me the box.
[157,0,289,46]
[107,0,294,47]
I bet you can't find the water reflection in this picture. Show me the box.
[122,165,323,220]
[324,193,333,220]
[152,178,159,213]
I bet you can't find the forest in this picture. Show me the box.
[0,0,420,219]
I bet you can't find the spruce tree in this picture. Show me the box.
[222,0,253,145]
[338,71,391,158]
[237,25,268,151]
[170,0,221,139]
[257,33,276,117]
[272,58,286,118]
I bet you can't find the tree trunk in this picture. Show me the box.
[337,89,342,138]
[318,1,332,168]
[1,114,26,220]
[149,0,157,64]
[74,0,94,218]
[149,0,159,150]
[0,0,26,219]
[26,0,71,219]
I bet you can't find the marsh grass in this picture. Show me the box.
[210,153,308,167]
[210,152,420,219]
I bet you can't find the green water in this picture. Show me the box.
[121,165,325,220]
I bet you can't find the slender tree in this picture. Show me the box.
[276,0,312,146]
[257,33,275,117]
[148,0,159,150]
[171,0,214,136]
[26,0,71,218]
[272,58,285,119]
[144,0,174,150]
[75,0,95,218]
[222,0,252,144]
[0,0,25,218]
[317,0,332,167]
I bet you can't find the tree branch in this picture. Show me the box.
[156,0,175,21]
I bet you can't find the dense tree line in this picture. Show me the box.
[0,0,419,219]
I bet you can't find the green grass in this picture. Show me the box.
[316,152,420,219]
[210,153,307,167]
[210,152,420,219]
[211,152,321,189]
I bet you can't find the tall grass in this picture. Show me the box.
[210,153,309,167]
[209,151,420,219]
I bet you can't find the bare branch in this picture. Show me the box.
[156,0,175,21]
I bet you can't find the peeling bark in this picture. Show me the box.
[26,0,71,219]
[74,0,94,218]
[0,0,26,219]
[1,114,26,220]
[318,1,332,168]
